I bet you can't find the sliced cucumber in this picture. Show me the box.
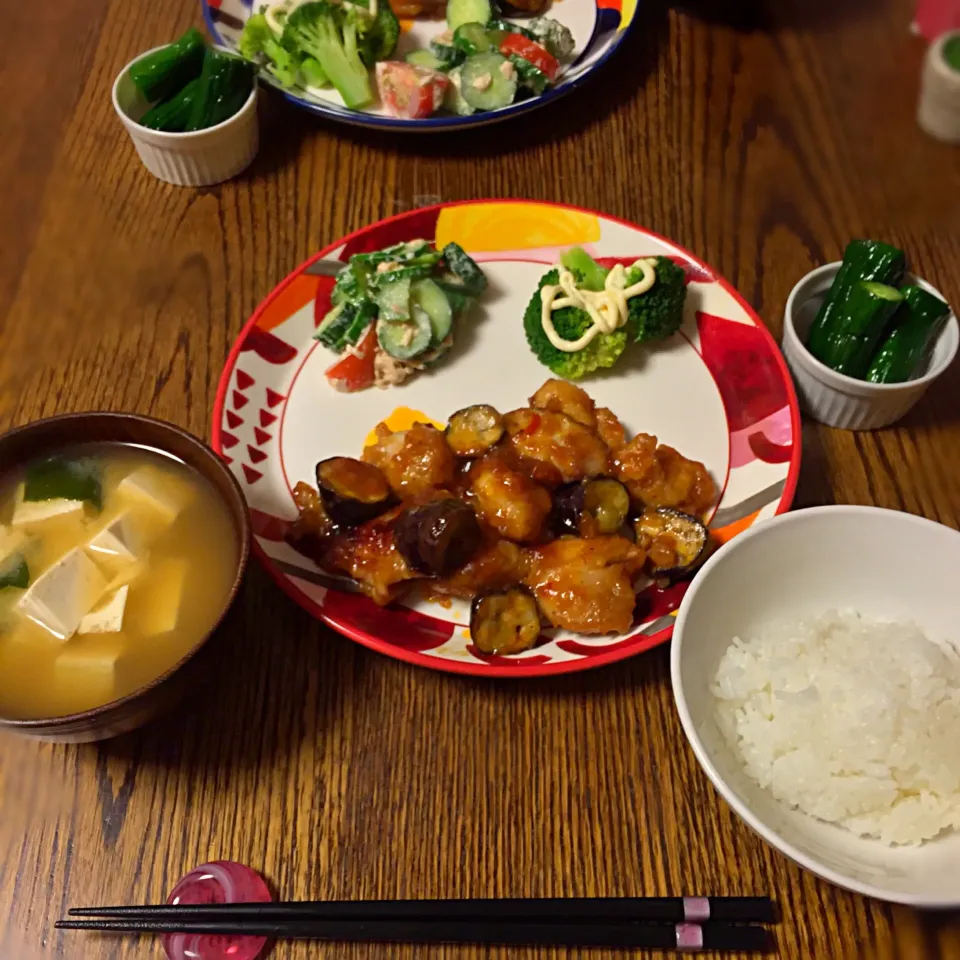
[342,301,377,346]
[487,17,534,39]
[315,302,351,348]
[443,67,475,116]
[436,279,473,315]
[459,52,517,112]
[447,0,493,32]
[406,49,448,71]
[441,243,487,296]
[352,240,435,267]
[411,278,453,343]
[377,309,433,360]
[453,23,494,56]
[430,35,464,67]
[375,275,412,321]
[509,53,548,94]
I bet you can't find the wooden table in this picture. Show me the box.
[2,0,959,957]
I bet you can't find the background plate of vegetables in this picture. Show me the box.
[212,200,802,677]
[202,0,639,128]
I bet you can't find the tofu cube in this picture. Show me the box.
[117,467,193,525]
[11,485,87,528]
[86,511,141,565]
[78,585,129,635]
[55,639,122,690]
[137,558,187,635]
[17,548,108,640]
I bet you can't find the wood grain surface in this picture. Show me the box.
[2,0,959,957]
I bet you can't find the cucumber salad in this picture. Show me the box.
[239,0,576,119]
[317,241,488,392]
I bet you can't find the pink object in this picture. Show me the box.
[162,861,272,960]
[913,0,960,40]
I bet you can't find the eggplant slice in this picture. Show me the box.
[394,499,482,577]
[634,507,709,577]
[316,457,395,528]
[551,478,631,538]
[470,587,542,655]
[445,404,505,458]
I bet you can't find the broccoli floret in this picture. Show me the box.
[628,256,687,342]
[527,18,576,60]
[349,0,400,63]
[284,1,373,108]
[524,269,628,380]
[239,12,300,87]
[300,55,330,89]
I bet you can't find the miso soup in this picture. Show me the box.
[0,444,239,719]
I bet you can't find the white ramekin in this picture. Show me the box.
[112,46,259,187]
[918,31,960,144]
[781,262,958,430]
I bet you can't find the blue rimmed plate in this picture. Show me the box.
[201,0,639,130]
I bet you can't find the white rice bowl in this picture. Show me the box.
[712,610,960,846]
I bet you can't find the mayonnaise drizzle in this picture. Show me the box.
[541,258,658,352]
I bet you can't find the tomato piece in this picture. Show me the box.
[325,327,377,393]
[375,61,449,120]
[498,34,559,82]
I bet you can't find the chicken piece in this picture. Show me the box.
[431,538,529,600]
[321,508,418,606]
[595,407,629,453]
[614,434,718,517]
[529,379,597,430]
[524,536,647,635]
[388,0,446,16]
[503,408,610,485]
[363,422,456,499]
[468,454,552,542]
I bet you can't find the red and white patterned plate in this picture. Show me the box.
[212,201,801,677]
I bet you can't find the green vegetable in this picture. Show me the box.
[523,268,628,379]
[377,310,433,359]
[350,0,400,64]
[809,281,903,377]
[129,27,206,103]
[487,18,535,40]
[443,66,475,115]
[315,303,352,348]
[23,457,102,510]
[560,247,607,292]
[239,12,300,87]
[628,257,687,342]
[411,278,453,343]
[186,48,256,131]
[374,275,412,321]
[430,34,464,67]
[441,243,487,296]
[0,553,28,591]
[460,52,517,111]
[453,22,494,56]
[943,35,960,72]
[508,54,548,94]
[300,56,330,88]
[865,286,951,383]
[527,17,575,59]
[342,300,377,345]
[806,240,905,358]
[138,77,203,132]
[284,1,373,109]
[447,0,493,32]
[406,49,448,71]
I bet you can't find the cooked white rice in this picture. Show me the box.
[711,610,960,846]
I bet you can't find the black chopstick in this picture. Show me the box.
[68,896,777,924]
[55,918,773,951]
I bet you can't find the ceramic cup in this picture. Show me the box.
[112,45,259,187]
[781,263,958,430]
